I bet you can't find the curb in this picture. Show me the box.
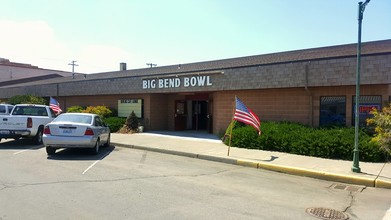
[112,142,391,189]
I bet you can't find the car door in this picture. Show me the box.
[94,116,109,142]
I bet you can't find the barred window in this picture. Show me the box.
[320,96,346,127]
[352,95,381,126]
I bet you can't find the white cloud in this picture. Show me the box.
[0,20,71,70]
[0,20,135,73]
[76,45,135,73]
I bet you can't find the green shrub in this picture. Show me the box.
[367,103,391,155]
[230,126,259,149]
[227,121,386,162]
[103,117,126,132]
[67,106,85,113]
[83,106,112,118]
[8,95,46,105]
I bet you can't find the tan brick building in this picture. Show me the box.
[0,58,74,87]
[0,40,390,135]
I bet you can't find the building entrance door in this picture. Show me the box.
[175,93,212,133]
[191,100,208,131]
[174,100,187,131]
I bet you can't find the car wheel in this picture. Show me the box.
[46,146,56,155]
[91,139,100,155]
[103,134,111,147]
[33,127,43,145]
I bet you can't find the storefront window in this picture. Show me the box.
[320,96,346,127]
[352,95,381,126]
[118,99,144,118]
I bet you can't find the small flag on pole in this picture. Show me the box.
[50,97,62,113]
[233,97,261,135]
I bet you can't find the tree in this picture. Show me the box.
[367,103,391,155]
[125,111,139,131]
[118,111,139,134]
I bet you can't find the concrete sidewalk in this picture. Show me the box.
[111,131,391,189]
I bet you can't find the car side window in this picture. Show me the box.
[94,117,103,126]
[13,107,24,115]
[37,108,48,116]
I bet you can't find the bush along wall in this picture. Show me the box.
[67,105,125,133]
[103,117,126,133]
[225,121,387,162]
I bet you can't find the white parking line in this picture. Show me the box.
[82,160,100,174]
[13,146,42,155]
[382,206,391,220]
[82,150,111,174]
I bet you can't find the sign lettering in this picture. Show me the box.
[143,76,212,89]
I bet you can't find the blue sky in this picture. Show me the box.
[0,0,390,73]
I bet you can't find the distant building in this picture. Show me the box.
[0,58,75,87]
[0,40,390,135]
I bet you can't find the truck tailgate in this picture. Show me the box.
[0,116,28,130]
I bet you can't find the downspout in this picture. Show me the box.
[304,62,313,126]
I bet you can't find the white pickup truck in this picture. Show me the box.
[0,104,56,144]
[0,104,14,115]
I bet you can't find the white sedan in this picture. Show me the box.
[43,113,110,155]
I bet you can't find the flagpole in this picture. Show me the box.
[227,120,233,156]
[227,96,236,156]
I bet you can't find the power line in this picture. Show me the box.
[146,63,157,68]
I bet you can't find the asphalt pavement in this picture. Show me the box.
[111,131,391,189]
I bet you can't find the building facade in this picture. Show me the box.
[0,40,390,135]
[0,58,75,87]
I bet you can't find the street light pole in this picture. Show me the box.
[352,0,370,173]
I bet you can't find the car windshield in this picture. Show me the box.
[54,114,92,124]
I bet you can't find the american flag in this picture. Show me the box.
[233,97,261,135]
[50,97,62,113]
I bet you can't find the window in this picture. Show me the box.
[320,96,346,127]
[118,99,144,118]
[95,117,103,126]
[12,106,46,116]
[0,105,5,114]
[352,95,381,126]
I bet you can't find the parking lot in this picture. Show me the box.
[1,138,391,220]
[0,138,126,178]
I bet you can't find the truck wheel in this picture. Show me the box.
[46,146,56,155]
[33,127,44,145]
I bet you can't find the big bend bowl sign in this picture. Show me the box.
[142,75,212,89]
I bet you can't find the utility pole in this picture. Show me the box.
[146,63,157,68]
[68,60,79,79]
[352,0,370,173]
